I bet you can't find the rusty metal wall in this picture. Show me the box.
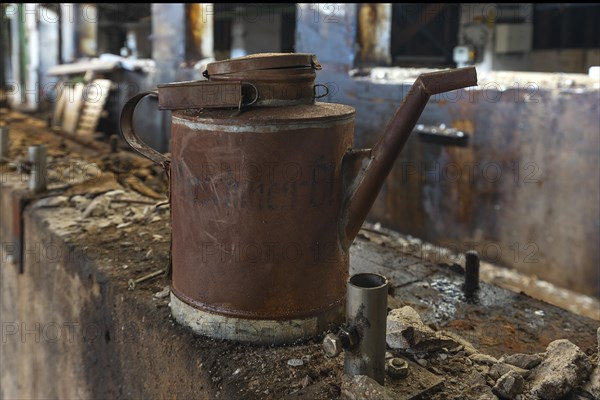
[297,4,600,298]
[359,81,599,299]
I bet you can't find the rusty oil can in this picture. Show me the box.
[121,53,477,344]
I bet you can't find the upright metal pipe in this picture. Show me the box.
[464,250,480,298]
[345,273,388,385]
[28,145,47,193]
[0,126,9,159]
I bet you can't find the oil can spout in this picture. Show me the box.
[340,67,477,249]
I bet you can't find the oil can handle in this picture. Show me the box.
[120,91,171,167]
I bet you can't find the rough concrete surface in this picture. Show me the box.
[529,340,593,400]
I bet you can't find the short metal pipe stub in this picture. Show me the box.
[28,145,47,193]
[0,126,9,159]
[345,273,389,385]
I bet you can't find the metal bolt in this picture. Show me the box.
[464,250,480,298]
[339,326,360,349]
[323,333,343,357]
[386,357,409,379]
[128,269,164,290]
[28,145,47,193]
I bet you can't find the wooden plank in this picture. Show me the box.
[52,81,68,127]
[76,79,112,135]
[79,114,99,122]
[61,83,84,134]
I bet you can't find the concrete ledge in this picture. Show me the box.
[1,116,598,399]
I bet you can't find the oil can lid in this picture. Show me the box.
[206,53,321,76]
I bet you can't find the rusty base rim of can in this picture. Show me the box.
[170,292,343,345]
[170,285,345,320]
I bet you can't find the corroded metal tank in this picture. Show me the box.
[121,53,477,344]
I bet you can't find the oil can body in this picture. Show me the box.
[169,104,355,343]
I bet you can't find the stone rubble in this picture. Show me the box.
[582,366,600,399]
[492,370,525,399]
[528,340,593,400]
[465,370,498,400]
[489,363,530,381]
[469,353,499,366]
[499,353,544,370]
[437,329,479,356]
[377,308,596,400]
[386,306,457,352]
[153,285,170,299]
[287,359,304,367]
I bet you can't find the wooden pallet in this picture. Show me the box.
[53,79,112,136]
[75,79,112,136]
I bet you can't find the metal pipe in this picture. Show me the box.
[344,273,388,385]
[464,250,480,298]
[28,145,47,193]
[0,127,8,159]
